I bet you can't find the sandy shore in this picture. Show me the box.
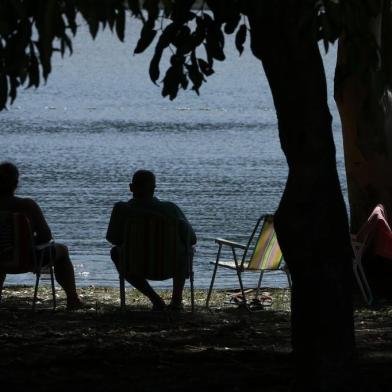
[0,286,391,391]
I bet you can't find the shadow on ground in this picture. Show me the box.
[0,287,391,391]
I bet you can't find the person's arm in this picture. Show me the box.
[106,202,126,246]
[26,199,52,244]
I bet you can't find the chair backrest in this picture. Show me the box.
[246,215,284,271]
[120,213,182,281]
[0,212,36,273]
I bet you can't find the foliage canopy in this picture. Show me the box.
[0,0,389,110]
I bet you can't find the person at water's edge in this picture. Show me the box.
[0,161,84,309]
[106,169,197,311]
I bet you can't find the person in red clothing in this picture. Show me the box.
[356,204,392,260]
[0,161,83,309]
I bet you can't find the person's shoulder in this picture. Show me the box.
[156,199,180,210]
[157,199,176,207]
[111,201,139,218]
[156,199,186,218]
[112,201,129,210]
[17,197,40,209]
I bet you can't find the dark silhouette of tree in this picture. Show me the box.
[0,0,389,390]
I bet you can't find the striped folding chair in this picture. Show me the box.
[119,213,195,311]
[0,211,56,310]
[206,214,291,308]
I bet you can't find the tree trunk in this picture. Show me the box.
[248,3,356,390]
[334,5,392,233]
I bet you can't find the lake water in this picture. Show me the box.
[0,18,346,289]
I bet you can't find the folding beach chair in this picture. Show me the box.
[118,213,195,312]
[206,214,291,308]
[0,212,56,310]
[349,203,392,305]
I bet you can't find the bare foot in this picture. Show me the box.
[152,298,166,311]
[66,298,87,311]
[167,301,184,312]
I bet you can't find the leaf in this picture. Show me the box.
[161,0,173,17]
[204,43,214,67]
[143,0,160,22]
[35,40,52,81]
[162,65,180,100]
[235,24,246,55]
[9,76,18,103]
[115,7,125,42]
[134,25,157,54]
[192,16,206,47]
[128,0,141,16]
[60,33,73,56]
[27,44,40,88]
[205,24,225,61]
[323,39,329,53]
[198,58,214,76]
[149,52,161,84]
[185,63,204,95]
[105,3,116,31]
[148,23,179,84]
[224,13,241,35]
[158,23,177,49]
[64,2,77,35]
[180,74,188,90]
[172,1,195,24]
[161,55,186,99]
[88,13,99,39]
[0,72,8,110]
[172,25,192,54]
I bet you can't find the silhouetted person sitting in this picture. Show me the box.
[0,162,83,309]
[106,169,197,311]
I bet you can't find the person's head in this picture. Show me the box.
[129,170,156,200]
[0,161,19,196]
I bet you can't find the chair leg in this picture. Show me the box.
[254,270,265,301]
[206,244,222,308]
[235,269,247,305]
[190,269,195,313]
[0,272,5,303]
[120,275,126,309]
[49,267,56,310]
[286,271,293,289]
[189,252,195,313]
[47,245,56,310]
[231,248,247,306]
[354,263,373,305]
[33,250,45,311]
[33,271,41,311]
[118,251,126,309]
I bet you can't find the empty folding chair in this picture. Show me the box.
[206,214,291,308]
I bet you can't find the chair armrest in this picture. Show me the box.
[36,240,54,251]
[215,238,247,249]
